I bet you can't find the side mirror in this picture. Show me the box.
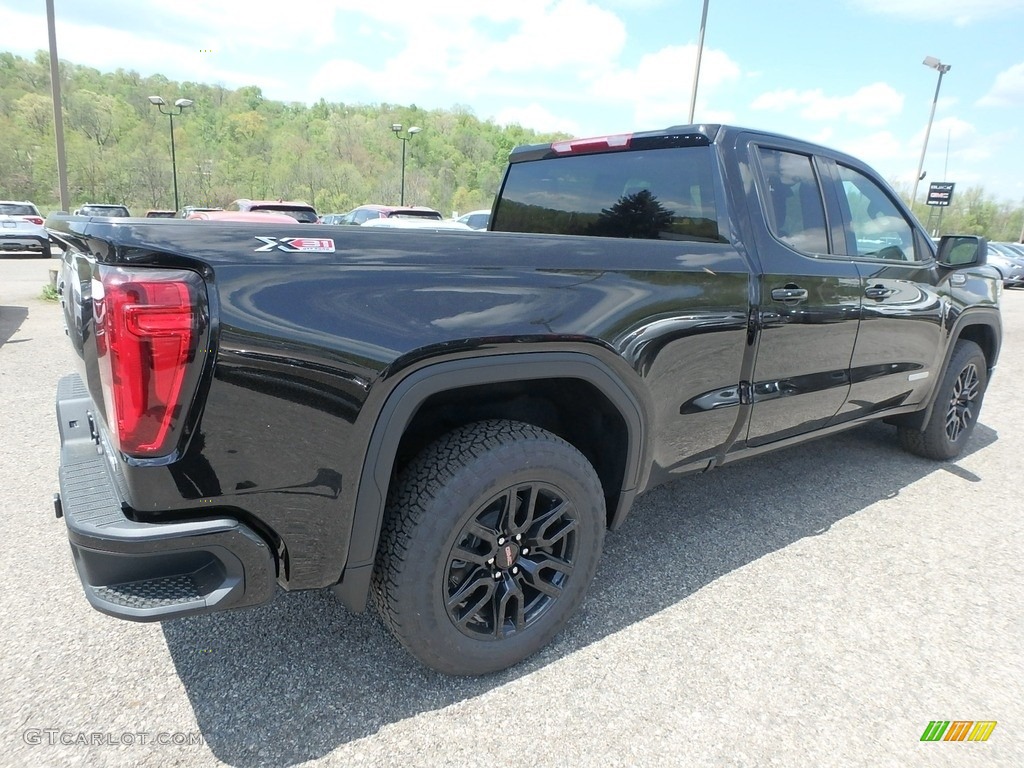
[937,235,987,268]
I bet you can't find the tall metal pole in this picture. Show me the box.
[169,112,179,211]
[149,97,192,210]
[688,0,710,124]
[911,60,950,207]
[391,124,420,205]
[400,137,407,206]
[46,0,70,211]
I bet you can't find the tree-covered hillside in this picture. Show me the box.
[0,50,568,217]
[1,49,1022,240]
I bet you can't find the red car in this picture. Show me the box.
[226,199,319,223]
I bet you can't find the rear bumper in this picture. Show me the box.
[0,233,48,251]
[55,374,277,621]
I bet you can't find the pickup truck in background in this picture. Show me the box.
[48,124,1000,675]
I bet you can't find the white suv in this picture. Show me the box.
[0,200,50,258]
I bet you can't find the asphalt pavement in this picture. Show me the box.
[1,255,1020,767]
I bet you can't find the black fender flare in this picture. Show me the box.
[333,352,647,612]
[902,307,1001,431]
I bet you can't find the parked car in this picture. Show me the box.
[226,199,319,223]
[74,204,131,217]
[177,206,223,218]
[986,243,1024,288]
[456,209,491,230]
[340,204,443,225]
[362,217,472,230]
[186,210,298,223]
[994,241,1024,260]
[320,213,346,225]
[144,210,176,218]
[0,200,50,257]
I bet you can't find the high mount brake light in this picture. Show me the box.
[551,134,633,154]
[94,267,203,457]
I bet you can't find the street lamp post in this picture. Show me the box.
[910,56,951,207]
[148,96,194,211]
[391,123,421,205]
[688,0,710,124]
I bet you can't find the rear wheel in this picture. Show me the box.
[898,339,987,460]
[372,420,606,675]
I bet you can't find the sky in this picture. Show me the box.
[2,0,1022,202]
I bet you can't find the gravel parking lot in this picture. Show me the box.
[1,256,1021,767]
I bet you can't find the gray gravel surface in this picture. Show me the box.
[1,256,1020,767]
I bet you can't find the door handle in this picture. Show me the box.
[864,285,896,300]
[771,287,808,302]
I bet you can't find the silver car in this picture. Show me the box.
[0,200,50,258]
[987,243,1024,288]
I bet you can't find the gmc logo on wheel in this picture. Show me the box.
[254,236,335,253]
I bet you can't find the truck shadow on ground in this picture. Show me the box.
[163,420,996,766]
[0,305,30,348]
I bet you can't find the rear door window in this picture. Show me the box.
[755,147,829,255]
[493,146,725,242]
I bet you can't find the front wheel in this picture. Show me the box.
[898,339,988,460]
[372,420,606,675]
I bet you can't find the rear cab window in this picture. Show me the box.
[492,140,726,243]
[252,206,319,223]
[0,203,39,216]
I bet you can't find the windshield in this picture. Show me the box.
[79,205,130,216]
[386,210,443,220]
[0,203,38,216]
[251,205,319,223]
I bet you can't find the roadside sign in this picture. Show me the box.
[926,182,955,207]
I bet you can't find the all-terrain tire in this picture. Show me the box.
[371,419,606,675]
[898,339,988,460]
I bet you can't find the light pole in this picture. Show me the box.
[391,123,421,205]
[911,56,951,207]
[688,0,710,123]
[148,96,194,211]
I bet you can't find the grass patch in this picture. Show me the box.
[41,284,59,301]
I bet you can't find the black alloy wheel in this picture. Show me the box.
[372,420,606,676]
[445,481,578,640]
[944,360,980,443]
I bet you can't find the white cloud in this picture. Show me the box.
[850,0,1021,25]
[0,6,280,91]
[751,83,904,128]
[977,62,1024,107]
[309,0,627,109]
[158,0,338,52]
[597,45,741,128]
[490,0,627,75]
[492,104,581,135]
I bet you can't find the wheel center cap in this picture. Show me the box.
[495,542,520,569]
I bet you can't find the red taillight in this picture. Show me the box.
[94,267,201,457]
[24,216,44,225]
[551,134,632,154]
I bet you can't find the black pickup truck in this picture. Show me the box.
[49,124,1000,675]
